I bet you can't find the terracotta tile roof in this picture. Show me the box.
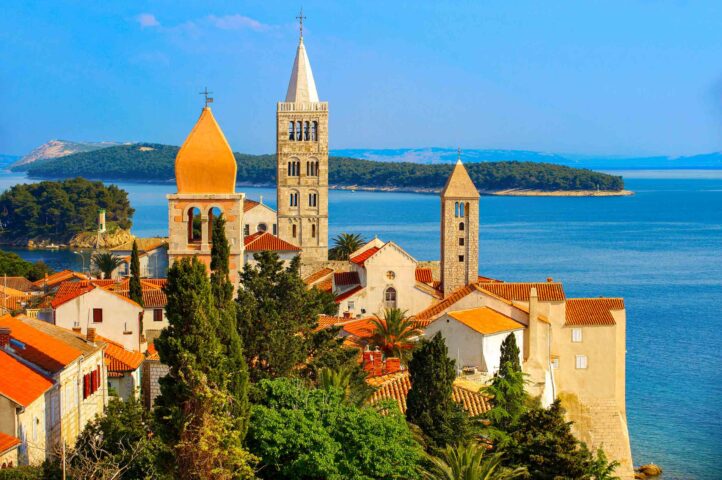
[334,285,364,303]
[368,371,490,417]
[303,267,334,285]
[415,268,433,283]
[145,342,160,361]
[0,315,83,373]
[51,282,96,308]
[477,275,502,283]
[0,285,29,297]
[0,294,31,312]
[142,279,167,288]
[350,246,380,266]
[33,270,88,289]
[565,298,624,326]
[334,271,360,286]
[314,278,332,293]
[20,316,105,356]
[480,282,566,302]
[52,279,154,309]
[446,307,524,335]
[102,337,144,373]
[0,276,34,292]
[341,317,376,339]
[414,281,444,300]
[413,284,477,325]
[0,431,21,455]
[316,315,345,330]
[243,199,260,212]
[110,237,167,252]
[245,232,301,252]
[0,350,53,407]
[114,289,167,309]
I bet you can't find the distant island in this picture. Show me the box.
[20,142,626,195]
[0,178,134,246]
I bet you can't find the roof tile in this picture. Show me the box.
[565,298,624,326]
[334,285,364,303]
[446,307,524,335]
[0,350,53,407]
[245,232,301,252]
[334,271,360,286]
[350,247,380,266]
[0,431,21,455]
[415,268,433,283]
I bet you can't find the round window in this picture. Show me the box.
[386,271,395,280]
[257,223,267,232]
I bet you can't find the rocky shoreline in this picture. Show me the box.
[2,228,134,250]
[330,184,634,197]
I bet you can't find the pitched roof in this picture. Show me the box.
[565,298,624,326]
[441,159,480,199]
[303,267,334,285]
[244,232,301,252]
[314,278,332,293]
[0,315,83,373]
[20,316,105,357]
[0,277,34,292]
[334,285,364,303]
[479,282,566,302]
[334,271,360,286]
[350,246,380,266]
[102,337,145,373]
[0,284,30,297]
[446,307,524,335]
[52,279,157,309]
[368,371,490,417]
[414,283,477,325]
[0,350,53,407]
[285,37,320,102]
[33,270,88,288]
[316,315,344,330]
[0,431,21,455]
[340,317,376,339]
[114,289,167,309]
[110,237,167,252]
[51,281,96,308]
[415,267,433,284]
[0,294,31,312]
[243,199,260,212]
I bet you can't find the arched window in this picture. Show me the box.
[288,121,295,141]
[187,207,202,244]
[290,192,299,207]
[454,202,459,217]
[308,192,318,207]
[295,121,302,141]
[312,121,318,141]
[307,160,318,176]
[292,224,297,238]
[208,207,222,244]
[304,121,310,141]
[257,223,267,232]
[288,160,300,176]
[311,224,316,238]
[459,222,465,231]
[384,287,397,309]
[459,202,465,217]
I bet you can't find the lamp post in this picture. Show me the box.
[73,251,86,275]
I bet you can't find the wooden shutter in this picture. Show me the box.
[92,308,103,323]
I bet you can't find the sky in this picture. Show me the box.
[2,0,722,157]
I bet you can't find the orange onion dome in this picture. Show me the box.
[175,107,237,194]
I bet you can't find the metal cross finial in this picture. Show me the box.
[296,7,306,39]
[199,87,214,107]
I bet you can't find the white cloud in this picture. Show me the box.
[207,14,267,32]
[137,13,160,28]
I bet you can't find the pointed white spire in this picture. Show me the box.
[285,37,320,103]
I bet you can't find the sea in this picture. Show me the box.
[1,169,721,480]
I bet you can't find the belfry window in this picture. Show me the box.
[288,161,300,176]
[454,202,459,217]
[459,222,465,231]
[208,207,222,244]
[459,202,465,217]
[288,121,295,141]
[311,121,318,141]
[304,121,310,141]
[384,287,397,309]
[290,192,299,207]
[188,207,202,244]
[309,193,318,207]
[307,161,318,176]
[295,121,302,141]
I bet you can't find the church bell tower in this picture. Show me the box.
[440,152,480,296]
[276,12,329,261]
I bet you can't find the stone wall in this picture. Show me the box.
[142,359,169,410]
[441,198,478,295]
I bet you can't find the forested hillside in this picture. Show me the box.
[26,143,624,192]
[0,178,134,243]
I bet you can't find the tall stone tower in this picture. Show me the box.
[276,26,329,261]
[440,155,480,296]
[167,105,244,284]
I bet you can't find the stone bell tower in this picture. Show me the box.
[167,103,244,284]
[440,153,480,296]
[276,16,329,261]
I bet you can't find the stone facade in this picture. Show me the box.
[142,358,169,410]
[167,193,244,285]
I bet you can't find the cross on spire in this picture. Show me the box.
[199,87,214,107]
[296,7,306,39]
[457,147,462,161]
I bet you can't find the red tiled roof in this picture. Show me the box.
[368,371,490,416]
[0,294,30,312]
[334,285,364,303]
[0,277,34,292]
[303,268,334,285]
[53,279,162,309]
[350,247,380,266]
[245,232,301,252]
[145,342,160,361]
[414,284,477,324]
[51,282,96,308]
[33,270,87,288]
[114,289,167,309]
[142,279,167,288]
[314,278,332,293]
[243,199,260,212]
[565,298,624,326]
[415,268,433,283]
[0,431,21,455]
[477,275,502,283]
[341,317,376,339]
[334,271,360,286]
[316,315,344,330]
[0,350,53,407]
[0,315,82,373]
[102,338,145,373]
[480,282,566,302]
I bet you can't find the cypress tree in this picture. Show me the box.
[209,214,250,437]
[129,240,143,306]
[405,332,469,449]
[483,333,527,441]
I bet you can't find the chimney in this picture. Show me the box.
[385,357,401,374]
[343,311,352,319]
[529,287,539,323]
[0,327,10,348]
[373,348,383,376]
[546,277,553,283]
[86,327,97,344]
[362,350,375,373]
[72,326,82,334]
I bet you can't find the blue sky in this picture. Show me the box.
[2,1,722,156]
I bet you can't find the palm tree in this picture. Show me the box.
[370,308,421,361]
[424,442,526,480]
[92,252,123,279]
[328,233,366,260]
[318,366,353,395]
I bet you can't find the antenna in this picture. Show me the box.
[199,87,214,107]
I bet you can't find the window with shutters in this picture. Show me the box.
[92,308,103,323]
[575,355,588,369]
[154,309,163,322]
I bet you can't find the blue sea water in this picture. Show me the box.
[1,170,721,479]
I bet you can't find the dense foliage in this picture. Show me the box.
[247,378,424,480]
[328,233,366,260]
[25,143,624,192]
[0,178,133,243]
[0,249,53,281]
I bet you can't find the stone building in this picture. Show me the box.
[276,30,329,261]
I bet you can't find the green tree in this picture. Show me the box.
[424,442,526,480]
[92,252,123,279]
[328,233,366,260]
[588,448,620,480]
[154,257,254,478]
[369,307,420,362]
[247,378,424,480]
[129,240,143,306]
[406,332,471,449]
[0,249,53,281]
[209,213,250,437]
